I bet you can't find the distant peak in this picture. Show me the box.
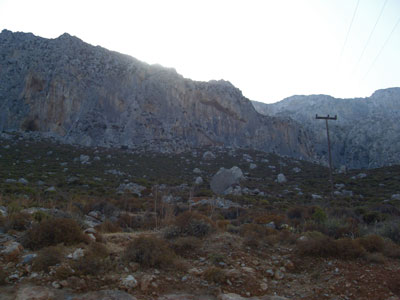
[57,32,81,42]
[1,29,12,35]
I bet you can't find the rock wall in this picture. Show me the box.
[0,30,314,160]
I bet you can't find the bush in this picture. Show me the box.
[383,239,400,258]
[5,212,31,231]
[357,234,384,253]
[380,220,400,244]
[362,211,384,224]
[0,269,6,285]
[169,236,202,257]
[124,235,176,268]
[322,217,359,239]
[203,267,226,284]
[287,206,306,220]
[240,223,267,249]
[32,246,63,272]
[96,220,121,233]
[297,232,338,257]
[23,218,87,250]
[364,252,385,264]
[70,242,110,276]
[335,238,365,259]
[168,211,214,238]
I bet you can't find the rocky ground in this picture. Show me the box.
[0,132,400,300]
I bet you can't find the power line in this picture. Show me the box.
[363,15,400,80]
[338,0,360,62]
[352,0,389,74]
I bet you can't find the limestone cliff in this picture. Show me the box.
[0,30,314,160]
[252,88,400,169]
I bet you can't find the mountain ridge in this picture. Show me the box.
[252,87,400,169]
[0,30,314,160]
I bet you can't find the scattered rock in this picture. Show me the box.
[120,274,138,290]
[117,182,145,196]
[22,253,37,265]
[249,163,257,170]
[202,151,216,160]
[79,154,90,164]
[45,186,56,192]
[277,173,287,183]
[1,241,23,261]
[0,205,8,216]
[18,178,29,185]
[292,167,301,173]
[391,194,400,201]
[67,248,84,260]
[193,168,201,174]
[195,176,203,185]
[274,269,284,280]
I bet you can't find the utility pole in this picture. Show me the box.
[316,114,337,200]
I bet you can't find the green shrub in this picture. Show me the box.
[32,246,63,272]
[32,211,50,223]
[312,207,327,224]
[23,218,87,250]
[124,235,176,268]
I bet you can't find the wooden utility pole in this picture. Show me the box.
[316,114,337,199]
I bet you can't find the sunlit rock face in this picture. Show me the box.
[0,30,314,160]
[252,87,400,169]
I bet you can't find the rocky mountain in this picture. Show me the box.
[252,88,400,169]
[0,29,314,160]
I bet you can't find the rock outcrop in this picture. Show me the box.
[0,30,313,160]
[252,88,400,169]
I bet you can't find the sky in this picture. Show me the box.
[0,0,399,103]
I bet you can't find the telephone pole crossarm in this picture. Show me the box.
[316,114,337,120]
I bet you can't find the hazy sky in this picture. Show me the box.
[0,0,399,103]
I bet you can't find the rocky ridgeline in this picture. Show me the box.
[252,88,400,169]
[0,29,313,161]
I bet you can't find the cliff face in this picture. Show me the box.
[252,88,400,169]
[0,30,314,159]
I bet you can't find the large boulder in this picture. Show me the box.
[210,166,244,195]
